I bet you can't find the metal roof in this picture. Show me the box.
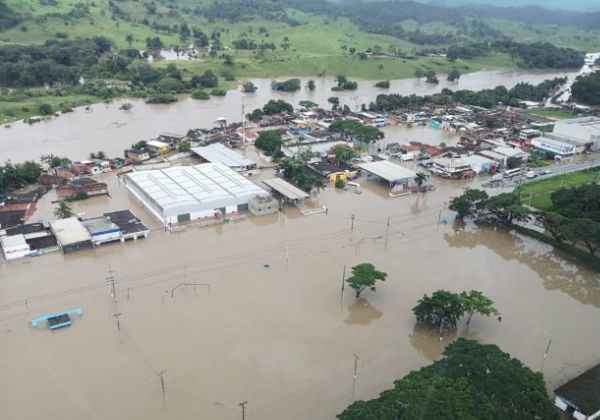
[125,163,268,217]
[555,363,600,416]
[358,160,416,183]
[191,144,255,168]
[263,178,309,201]
[50,218,92,246]
[1,234,28,249]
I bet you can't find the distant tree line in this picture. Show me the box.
[571,70,600,105]
[0,37,111,88]
[0,0,19,31]
[369,77,566,111]
[0,161,42,194]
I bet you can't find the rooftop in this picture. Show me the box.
[103,210,150,235]
[358,160,416,183]
[307,161,345,176]
[263,178,309,201]
[81,217,120,235]
[124,163,268,215]
[1,234,28,249]
[555,363,600,416]
[432,157,471,168]
[191,143,255,169]
[49,218,92,246]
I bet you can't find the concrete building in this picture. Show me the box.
[430,157,475,178]
[531,136,578,157]
[103,210,150,241]
[461,154,495,174]
[147,140,170,154]
[554,363,600,420]
[49,218,93,254]
[124,163,269,225]
[358,161,416,187]
[1,223,58,259]
[554,117,600,151]
[81,217,121,246]
[0,234,30,260]
[56,178,108,200]
[492,146,530,162]
[191,143,256,172]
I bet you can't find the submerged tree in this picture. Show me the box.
[413,290,465,335]
[54,200,74,219]
[461,290,498,325]
[345,263,388,298]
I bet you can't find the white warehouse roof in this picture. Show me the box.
[191,143,255,169]
[358,160,416,183]
[124,163,268,218]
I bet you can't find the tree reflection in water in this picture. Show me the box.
[344,298,383,325]
[444,222,600,308]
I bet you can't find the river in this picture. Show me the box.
[0,68,580,163]
[1,170,599,419]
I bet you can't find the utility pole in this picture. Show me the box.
[106,264,116,303]
[341,264,346,293]
[239,401,248,420]
[352,353,359,400]
[113,313,122,332]
[385,216,390,238]
[158,370,167,395]
[350,214,355,232]
[241,95,246,151]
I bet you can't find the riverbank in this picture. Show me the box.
[0,52,520,125]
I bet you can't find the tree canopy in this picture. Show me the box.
[345,263,388,298]
[572,70,600,105]
[254,130,283,155]
[338,338,557,420]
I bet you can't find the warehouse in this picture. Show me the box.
[191,143,256,172]
[49,218,93,254]
[358,160,416,187]
[124,163,269,225]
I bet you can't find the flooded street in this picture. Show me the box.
[0,68,579,163]
[1,170,599,419]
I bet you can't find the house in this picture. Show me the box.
[461,154,496,174]
[492,146,531,162]
[103,210,150,241]
[554,363,600,420]
[430,157,475,179]
[49,218,93,254]
[158,132,186,147]
[81,217,121,246]
[307,161,356,183]
[0,222,58,259]
[38,168,76,186]
[147,140,171,154]
[0,235,30,260]
[71,160,105,175]
[519,128,541,146]
[125,148,151,161]
[56,178,108,200]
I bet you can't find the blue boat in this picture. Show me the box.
[31,308,83,330]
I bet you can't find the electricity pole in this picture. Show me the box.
[106,264,116,303]
[158,370,167,395]
[113,313,122,332]
[239,401,248,420]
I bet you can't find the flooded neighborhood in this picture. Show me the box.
[2,4,600,416]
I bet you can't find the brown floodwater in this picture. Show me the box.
[1,169,599,420]
[0,68,580,163]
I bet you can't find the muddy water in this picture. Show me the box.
[1,170,599,420]
[0,68,579,163]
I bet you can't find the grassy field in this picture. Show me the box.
[517,168,600,210]
[0,90,100,124]
[525,108,581,120]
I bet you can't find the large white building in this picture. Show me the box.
[124,163,269,225]
[553,117,600,152]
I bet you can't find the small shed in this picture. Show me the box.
[81,217,121,245]
[554,363,600,420]
[263,178,309,203]
[103,210,150,241]
[50,218,93,254]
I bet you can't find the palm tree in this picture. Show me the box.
[414,172,428,188]
[54,200,74,219]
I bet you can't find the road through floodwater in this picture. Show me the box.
[1,170,599,420]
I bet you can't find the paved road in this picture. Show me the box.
[482,157,600,189]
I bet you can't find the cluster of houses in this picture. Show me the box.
[0,210,149,261]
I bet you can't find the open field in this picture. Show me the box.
[517,167,600,210]
[525,108,581,120]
